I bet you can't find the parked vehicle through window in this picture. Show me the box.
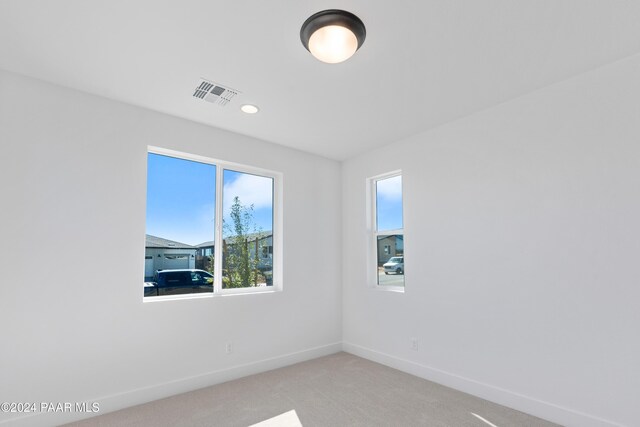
[144,148,281,299]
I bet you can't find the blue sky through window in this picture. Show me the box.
[146,153,274,246]
[376,175,403,231]
[222,169,273,238]
[146,153,216,246]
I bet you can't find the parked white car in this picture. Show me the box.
[383,256,404,275]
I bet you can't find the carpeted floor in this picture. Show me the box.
[65,352,559,427]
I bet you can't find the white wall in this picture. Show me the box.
[342,55,640,427]
[3,52,640,427]
[0,70,342,426]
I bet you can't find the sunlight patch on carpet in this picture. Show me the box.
[471,412,499,427]
[249,409,302,427]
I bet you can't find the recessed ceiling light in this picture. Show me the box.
[300,9,366,64]
[241,104,259,114]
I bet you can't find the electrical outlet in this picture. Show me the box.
[410,338,419,351]
[225,342,233,354]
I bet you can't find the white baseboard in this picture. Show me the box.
[1,342,343,427]
[342,342,622,427]
[3,341,622,427]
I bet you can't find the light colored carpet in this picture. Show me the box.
[65,352,560,427]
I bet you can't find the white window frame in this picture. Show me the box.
[367,170,404,292]
[144,146,283,301]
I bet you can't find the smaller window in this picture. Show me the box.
[370,172,404,289]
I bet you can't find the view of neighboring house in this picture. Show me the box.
[196,240,215,257]
[196,232,274,271]
[195,240,215,272]
[145,233,274,281]
[145,235,197,281]
[377,234,404,265]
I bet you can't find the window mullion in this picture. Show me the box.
[214,165,224,293]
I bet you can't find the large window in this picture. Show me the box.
[144,148,281,299]
[370,172,404,289]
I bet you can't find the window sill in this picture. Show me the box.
[142,287,281,303]
[371,285,405,293]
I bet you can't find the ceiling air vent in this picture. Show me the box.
[193,79,239,107]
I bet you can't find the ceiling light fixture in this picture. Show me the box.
[300,9,366,64]
[241,104,259,114]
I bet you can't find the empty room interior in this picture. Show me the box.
[1,1,639,427]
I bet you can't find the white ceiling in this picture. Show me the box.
[1,1,640,160]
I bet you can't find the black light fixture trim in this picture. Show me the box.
[300,9,366,53]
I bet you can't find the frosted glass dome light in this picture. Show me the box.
[301,10,366,64]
